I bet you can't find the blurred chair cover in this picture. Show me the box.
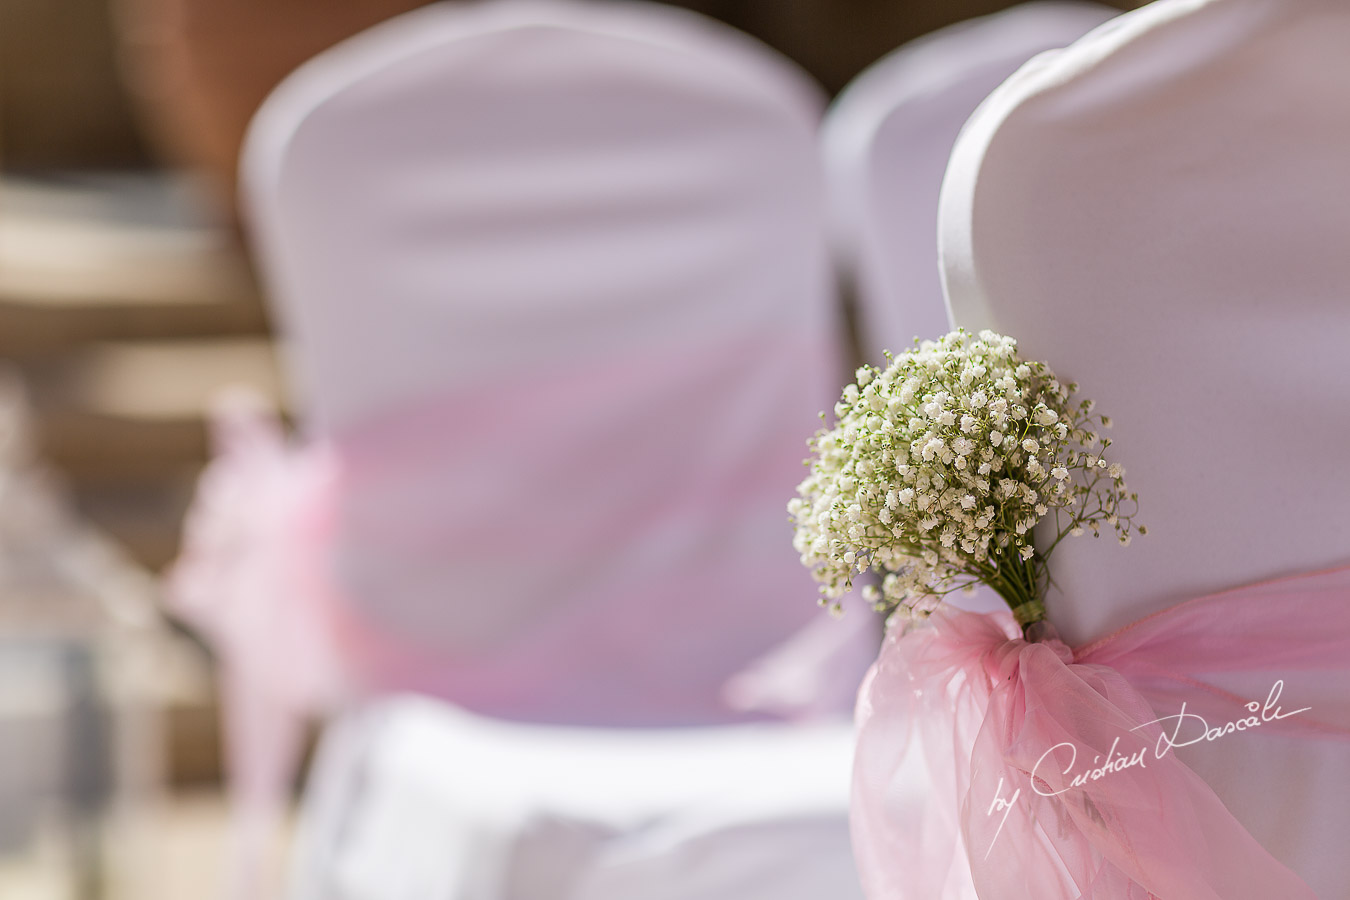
[822,1,1117,366]
[170,0,872,896]
[293,697,861,900]
[933,0,1350,894]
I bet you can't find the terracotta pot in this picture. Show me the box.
[113,0,431,217]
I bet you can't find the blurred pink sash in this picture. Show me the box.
[852,565,1350,899]
[167,394,342,899]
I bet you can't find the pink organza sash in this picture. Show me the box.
[852,566,1350,899]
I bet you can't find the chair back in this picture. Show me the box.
[824,1,1117,364]
[240,0,852,724]
[940,0,1350,643]
[938,3,1350,888]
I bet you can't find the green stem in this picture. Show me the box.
[987,552,1046,638]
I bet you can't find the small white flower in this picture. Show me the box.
[791,328,1138,621]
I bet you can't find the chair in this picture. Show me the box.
[822,1,1118,367]
[173,0,873,895]
[938,0,1350,894]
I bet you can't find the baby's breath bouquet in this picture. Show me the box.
[789,330,1141,634]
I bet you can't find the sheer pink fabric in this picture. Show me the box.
[169,394,341,899]
[852,565,1350,899]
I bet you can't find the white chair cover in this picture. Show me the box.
[291,697,861,900]
[938,0,1350,894]
[823,1,1117,367]
[239,0,866,727]
[212,0,872,896]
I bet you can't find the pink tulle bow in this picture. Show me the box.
[167,391,344,899]
[852,567,1350,899]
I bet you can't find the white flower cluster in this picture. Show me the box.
[789,330,1141,623]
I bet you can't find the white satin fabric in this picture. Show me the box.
[291,697,862,900]
[232,1,870,897]
[939,0,1350,894]
[823,1,1118,367]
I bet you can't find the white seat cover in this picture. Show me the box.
[290,697,863,900]
[939,0,1350,893]
[239,0,867,727]
[823,1,1118,366]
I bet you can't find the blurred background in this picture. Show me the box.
[0,0,1141,896]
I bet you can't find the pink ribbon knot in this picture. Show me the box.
[852,568,1350,899]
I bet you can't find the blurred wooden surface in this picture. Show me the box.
[1,173,280,794]
[5,0,1144,204]
[110,0,1147,214]
[0,175,266,353]
[113,0,431,211]
[0,790,296,899]
[0,0,150,168]
[1,174,280,571]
